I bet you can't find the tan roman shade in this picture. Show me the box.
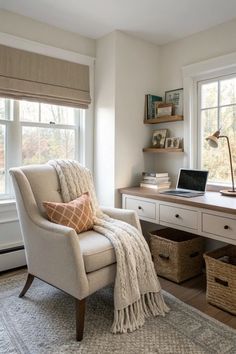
[0,44,91,108]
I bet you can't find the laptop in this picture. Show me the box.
[160,169,209,198]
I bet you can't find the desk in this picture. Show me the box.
[120,187,236,245]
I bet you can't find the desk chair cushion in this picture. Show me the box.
[79,230,116,273]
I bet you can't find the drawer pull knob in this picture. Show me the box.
[175,214,179,218]
[224,225,229,230]
[158,253,169,260]
[138,206,142,210]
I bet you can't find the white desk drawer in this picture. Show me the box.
[125,197,156,220]
[160,204,198,230]
[202,213,236,241]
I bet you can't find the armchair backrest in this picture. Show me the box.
[9,164,63,270]
[10,164,63,216]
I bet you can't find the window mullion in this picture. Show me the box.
[217,80,220,129]
[5,100,21,197]
[39,102,41,123]
[74,109,80,162]
[197,82,202,169]
[7,101,22,168]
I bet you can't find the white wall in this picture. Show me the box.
[94,33,116,206]
[159,19,236,93]
[155,18,236,185]
[0,9,95,57]
[115,32,160,206]
[95,31,160,207]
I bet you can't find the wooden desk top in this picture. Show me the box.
[119,187,236,215]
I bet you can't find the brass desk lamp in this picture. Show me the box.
[206,129,236,196]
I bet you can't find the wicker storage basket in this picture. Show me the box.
[204,245,236,314]
[150,228,204,283]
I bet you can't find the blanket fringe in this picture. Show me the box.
[111,292,169,334]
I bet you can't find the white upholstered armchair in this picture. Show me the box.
[10,164,141,341]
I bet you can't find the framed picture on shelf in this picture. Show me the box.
[165,88,183,116]
[152,129,167,148]
[165,138,173,148]
[154,102,173,118]
[172,137,181,148]
[165,137,181,149]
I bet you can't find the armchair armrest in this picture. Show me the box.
[101,206,142,232]
[21,214,89,299]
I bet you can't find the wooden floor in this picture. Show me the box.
[160,274,236,330]
[1,267,235,330]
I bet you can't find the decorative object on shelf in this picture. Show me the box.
[145,94,162,119]
[206,129,236,197]
[155,102,173,118]
[165,88,183,116]
[165,137,181,149]
[152,129,167,148]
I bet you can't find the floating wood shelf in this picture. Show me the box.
[144,115,183,124]
[143,148,184,153]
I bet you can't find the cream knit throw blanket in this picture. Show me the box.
[49,160,169,333]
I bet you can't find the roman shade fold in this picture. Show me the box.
[0,44,91,108]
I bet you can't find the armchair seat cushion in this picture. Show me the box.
[79,230,116,273]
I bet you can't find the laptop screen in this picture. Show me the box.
[177,169,208,192]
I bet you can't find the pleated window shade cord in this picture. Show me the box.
[0,44,91,109]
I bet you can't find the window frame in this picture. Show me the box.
[197,73,236,187]
[182,52,236,191]
[0,98,83,200]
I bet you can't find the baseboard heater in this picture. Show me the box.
[0,245,26,272]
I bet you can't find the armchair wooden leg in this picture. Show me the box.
[75,298,86,341]
[19,273,35,298]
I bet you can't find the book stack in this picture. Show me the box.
[140,172,171,190]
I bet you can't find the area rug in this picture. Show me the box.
[0,272,236,354]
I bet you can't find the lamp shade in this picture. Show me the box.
[206,135,219,148]
[206,130,221,148]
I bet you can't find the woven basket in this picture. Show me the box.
[150,228,204,283]
[204,245,236,314]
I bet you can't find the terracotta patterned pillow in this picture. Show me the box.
[43,193,94,233]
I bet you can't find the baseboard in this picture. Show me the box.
[0,248,26,272]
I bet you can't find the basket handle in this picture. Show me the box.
[214,277,228,287]
[189,251,199,258]
[158,253,169,260]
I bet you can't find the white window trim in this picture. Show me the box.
[182,51,236,190]
[1,99,81,200]
[0,31,95,174]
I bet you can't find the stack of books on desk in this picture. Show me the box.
[140,172,171,190]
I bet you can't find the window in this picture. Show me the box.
[198,74,236,185]
[0,98,82,199]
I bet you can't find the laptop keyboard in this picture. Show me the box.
[161,190,204,198]
[163,190,191,195]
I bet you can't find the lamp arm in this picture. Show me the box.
[219,135,235,192]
